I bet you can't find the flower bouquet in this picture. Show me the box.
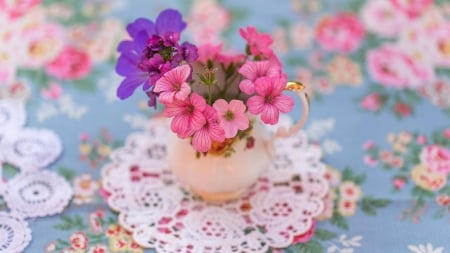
[115,9,310,202]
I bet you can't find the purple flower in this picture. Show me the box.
[115,9,198,107]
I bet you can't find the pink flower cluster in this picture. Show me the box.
[362,0,449,89]
[420,145,450,175]
[155,26,294,152]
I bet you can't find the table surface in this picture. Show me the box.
[1,0,449,252]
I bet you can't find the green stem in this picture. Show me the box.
[208,85,212,105]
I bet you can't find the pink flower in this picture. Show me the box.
[89,209,105,233]
[19,23,64,68]
[315,13,365,53]
[394,102,411,117]
[363,140,375,150]
[391,0,433,18]
[420,145,450,175]
[46,46,92,80]
[416,135,427,144]
[360,93,383,111]
[70,232,88,250]
[192,106,225,152]
[240,26,273,56]
[393,178,406,189]
[428,23,450,67]
[187,0,230,44]
[367,44,434,88]
[41,82,62,100]
[0,0,40,18]
[361,0,408,37]
[364,155,378,167]
[247,77,294,125]
[238,60,282,94]
[165,93,207,138]
[444,129,450,139]
[213,99,249,138]
[197,44,222,65]
[292,220,316,243]
[154,64,192,104]
[88,245,108,253]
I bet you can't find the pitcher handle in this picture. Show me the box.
[269,81,310,144]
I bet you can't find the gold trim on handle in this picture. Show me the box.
[285,81,310,107]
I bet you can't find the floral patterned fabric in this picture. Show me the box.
[1,0,449,252]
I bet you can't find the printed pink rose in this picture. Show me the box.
[394,102,412,117]
[0,0,40,18]
[315,13,365,53]
[420,145,450,175]
[391,0,433,18]
[360,93,383,111]
[428,23,450,67]
[188,0,230,44]
[367,44,434,88]
[393,178,406,189]
[46,46,92,80]
[292,220,316,243]
[19,23,64,68]
[70,232,88,250]
[361,0,408,37]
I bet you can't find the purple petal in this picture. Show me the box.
[117,76,147,99]
[127,18,155,38]
[181,42,198,62]
[115,54,140,76]
[155,9,187,35]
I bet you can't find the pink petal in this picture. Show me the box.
[192,128,211,152]
[153,77,170,93]
[189,93,207,111]
[229,100,247,114]
[174,83,191,101]
[233,114,250,130]
[272,77,287,94]
[158,91,176,104]
[209,123,225,142]
[212,99,229,115]
[254,77,273,96]
[239,79,255,95]
[164,101,186,117]
[247,96,265,114]
[261,105,279,124]
[273,94,294,113]
[171,114,191,137]
[238,61,258,80]
[189,110,207,132]
[221,121,239,138]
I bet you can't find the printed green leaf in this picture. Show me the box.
[361,196,390,216]
[54,215,87,230]
[331,212,349,230]
[314,229,337,241]
[411,186,434,198]
[293,240,324,253]
[58,167,76,181]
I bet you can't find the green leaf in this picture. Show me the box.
[330,212,349,230]
[433,207,446,219]
[352,174,366,185]
[2,163,20,178]
[72,79,96,92]
[314,229,337,241]
[411,186,434,198]
[54,215,87,230]
[361,196,390,216]
[293,240,324,253]
[58,167,76,181]
[341,168,353,182]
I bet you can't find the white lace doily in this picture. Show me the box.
[0,128,62,171]
[3,171,73,218]
[0,100,72,252]
[102,118,328,253]
[0,212,31,253]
